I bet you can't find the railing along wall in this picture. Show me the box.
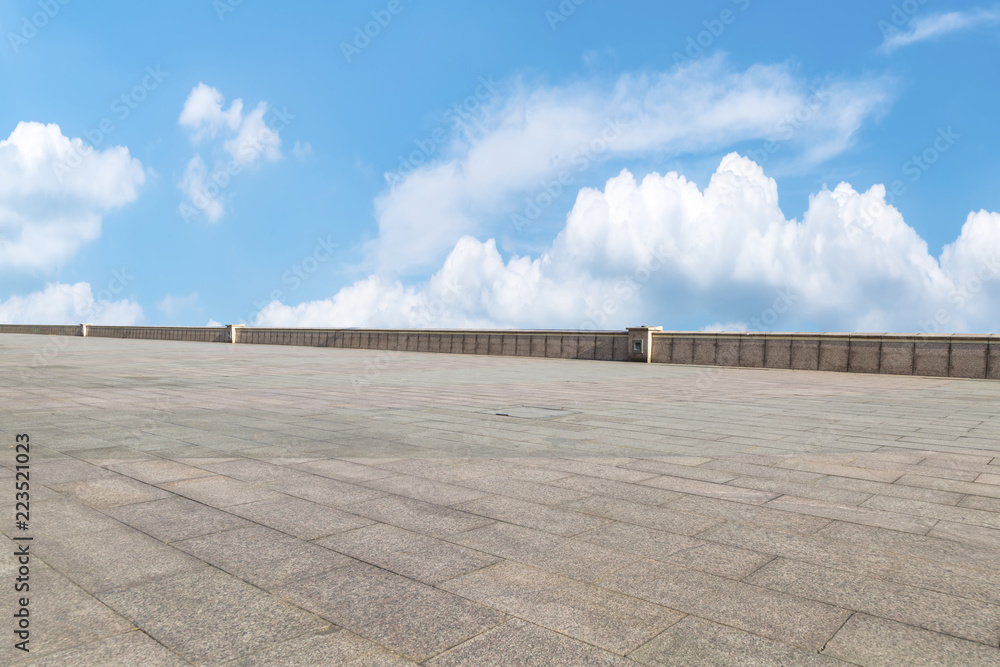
[1,324,996,379]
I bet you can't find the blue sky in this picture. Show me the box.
[1,0,999,332]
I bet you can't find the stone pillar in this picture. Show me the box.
[627,326,661,362]
[227,324,245,344]
[80,323,91,337]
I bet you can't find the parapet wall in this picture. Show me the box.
[239,328,632,360]
[2,324,997,380]
[86,326,230,343]
[650,332,999,380]
[0,324,82,336]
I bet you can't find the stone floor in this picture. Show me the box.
[2,333,1000,665]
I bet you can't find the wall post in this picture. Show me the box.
[627,326,661,362]
[227,324,245,343]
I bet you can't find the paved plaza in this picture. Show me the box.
[3,333,1000,665]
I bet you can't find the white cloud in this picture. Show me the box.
[372,57,891,277]
[206,318,223,327]
[292,140,312,160]
[157,292,199,318]
[179,156,225,222]
[255,154,1000,334]
[880,9,1000,53]
[178,82,243,139]
[701,322,749,332]
[177,83,283,222]
[0,282,143,325]
[0,122,145,271]
[223,103,281,168]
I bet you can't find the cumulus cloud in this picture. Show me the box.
[880,8,1000,54]
[177,83,284,222]
[0,282,143,325]
[178,83,243,138]
[0,122,145,272]
[255,154,1000,334]
[157,292,199,318]
[372,57,891,277]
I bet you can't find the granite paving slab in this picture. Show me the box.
[4,334,1000,664]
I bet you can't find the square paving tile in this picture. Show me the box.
[217,626,417,666]
[630,615,847,666]
[33,458,117,485]
[441,560,683,654]
[0,558,133,666]
[174,525,354,589]
[282,562,506,661]
[600,558,850,650]
[821,613,1000,666]
[454,494,608,536]
[48,475,173,509]
[578,521,772,579]
[292,458,396,482]
[316,523,497,584]
[562,494,721,536]
[105,458,215,484]
[269,471,387,507]
[14,496,123,539]
[228,496,373,540]
[106,496,252,542]
[32,526,204,594]
[452,522,640,582]
[427,619,633,666]
[159,475,284,508]
[549,474,685,506]
[22,631,189,667]
[344,494,495,538]
[363,475,487,506]
[746,557,1000,645]
[99,567,325,666]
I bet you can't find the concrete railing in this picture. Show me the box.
[85,326,230,343]
[238,327,632,360]
[0,324,83,336]
[650,331,999,380]
[2,324,997,379]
